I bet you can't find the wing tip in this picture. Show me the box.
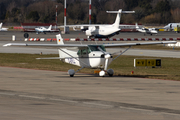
[3,43,11,47]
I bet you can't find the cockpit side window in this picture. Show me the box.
[88,45,106,52]
[77,48,91,55]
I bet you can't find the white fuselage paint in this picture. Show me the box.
[86,26,120,37]
[61,50,113,69]
[137,28,158,34]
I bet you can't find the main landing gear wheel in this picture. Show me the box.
[107,69,114,77]
[68,69,75,77]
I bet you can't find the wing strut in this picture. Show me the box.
[75,67,85,73]
[113,46,132,61]
[59,48,90,68]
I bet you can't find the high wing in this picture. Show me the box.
[103,41,176,48]
[60,24,135,31]
[3,43,88,48]
[3,41,176,48]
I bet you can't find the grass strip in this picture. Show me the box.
[0,53,180,81]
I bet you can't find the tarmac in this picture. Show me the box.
[1,66,180,120]
[1,31,180,119]
[1,31,180,58]
[0,30,180,41]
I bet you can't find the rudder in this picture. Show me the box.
[56,34,64,45]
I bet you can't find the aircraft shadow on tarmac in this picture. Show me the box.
[54,73,171,79]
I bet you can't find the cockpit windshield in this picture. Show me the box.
[77,45,106,55]
[88,45,106,52]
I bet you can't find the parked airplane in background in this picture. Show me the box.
[61,9,135,38]
[3,34,176,77]
[35,25,59,34]
[136,23,158,35]
[164,23,180,30]
[0,23,8,31]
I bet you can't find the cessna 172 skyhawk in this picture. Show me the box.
[3,34,176,77]
[62,9,135,38]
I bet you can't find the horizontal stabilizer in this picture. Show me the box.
[106,10,135,14]
[36,57,62,60]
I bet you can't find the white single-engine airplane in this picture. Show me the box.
[35,25,58,34]
[136,23,158,36]
[0,23,8,31]
[3,34,176,77]
[61,9,135,38]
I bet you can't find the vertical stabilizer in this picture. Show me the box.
[135,23,139,29]
[56,34,66,59]
[48,25,52,30]
[56,34,64,45]
[107,9,135,28]
[114,9,122,28]
[0,23,2,29]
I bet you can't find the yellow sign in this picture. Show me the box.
[146,59,156,66]
[135,59,146,66]
[134,59,161,67]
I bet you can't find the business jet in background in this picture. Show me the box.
[35,25,59,34]
[0,23,8,31]
[164,23,180,30]
[61,9,135,38]
[135,23,158,36]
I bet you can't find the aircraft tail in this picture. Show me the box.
[48,25,52,30]
[0,23,2,29]
[107,9,135,28]
[135,23,139,29]
[56,34,64,45]
[56,34,67,59]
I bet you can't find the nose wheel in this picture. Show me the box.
[99,69,114,77]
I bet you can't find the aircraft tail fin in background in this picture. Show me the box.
[135,23,139,29]
[107,9,135,28]
[0,23,2,29]
[48,25,52,30]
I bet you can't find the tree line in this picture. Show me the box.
[0,0,180,25]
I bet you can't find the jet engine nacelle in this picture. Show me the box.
[85,27,96,36]
[85,30,92,36]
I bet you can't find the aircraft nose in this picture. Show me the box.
[164,25,168,29]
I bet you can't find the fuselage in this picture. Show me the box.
[164,23,180,30]
[0,28,8,31]
[137,28,158,34]
[85,26,121,38]
[59,45,113,69]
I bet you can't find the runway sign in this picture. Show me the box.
[134,58,161,67]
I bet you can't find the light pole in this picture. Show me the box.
[64,0,67,33]
[89,0,91,24]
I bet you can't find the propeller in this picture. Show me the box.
[104,54,111,70]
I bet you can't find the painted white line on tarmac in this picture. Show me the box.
[49,98,78,103]
[83,102,113,108]
[0,92,15,96]
[19,95,46,100]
